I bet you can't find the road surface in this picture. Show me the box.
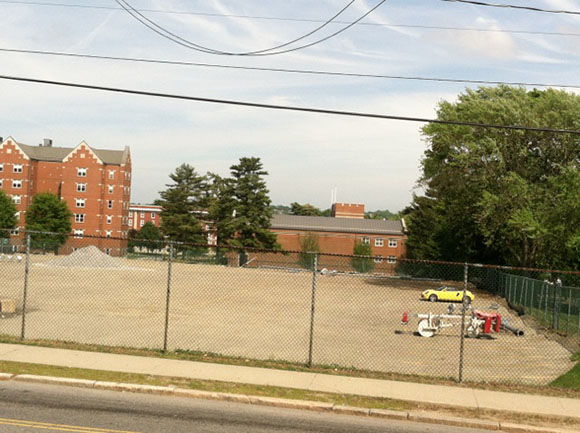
[0,381,493,432]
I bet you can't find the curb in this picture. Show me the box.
[5,373,577,433]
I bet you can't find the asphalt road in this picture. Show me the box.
[0,381,493,433]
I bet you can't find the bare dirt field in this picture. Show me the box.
[0,253,574,385]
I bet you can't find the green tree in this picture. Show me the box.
[133,222,163,253]
[408,86,580,268]
[298,232,321,270]
[351,241,375,273]
[157,164,207,256]
[215,157,279,250]
[290,202,322,216]
[25,192,72,253]
[365,209,396,220]
[0,190,17,238]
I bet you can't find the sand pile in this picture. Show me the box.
[45,246,122,268]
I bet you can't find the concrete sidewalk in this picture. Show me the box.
[0,343,578,420]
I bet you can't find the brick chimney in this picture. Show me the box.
[331,203,365,219]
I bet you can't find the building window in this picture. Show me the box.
[374,255,383,263]
[77,168,87,177]
[12,180,22,189]
[76,183,87,192]
[107,215,113,224]
[14,211,20,220]
[13,164,23,173]
[75,214,85,223]
[140,220,145,227]
[10,228,19,236]
[387,256,397,264]
[361,237,370,244]
[140,212,145,218]
[151,212,155,219]
[73,229,84,239]
[107,200,113,209]
[375,238,384,247]
[0,163,3,172]
[12,195,21,205]
[0,180,2,188]
[128,218,133,226]
[75,199,86,208]
[388,239,398,248]
[104,248,111,255]
[108,170,115,180]
[108,185,114,194]
[106,230,112,238]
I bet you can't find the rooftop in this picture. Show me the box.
[271,214,405,235]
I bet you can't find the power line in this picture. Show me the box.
[115,0,388,56]
[1,46,579,89]
[116,0,359,56]
[442,0,580,15]
[0,73,578,135]
[1,0,579,38]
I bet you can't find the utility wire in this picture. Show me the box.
[115,0,388,56]
[116,0,358,56]
[0,73,578,135]
[1,46,579,89]
[1,1,579,38]
[442,0,580,16]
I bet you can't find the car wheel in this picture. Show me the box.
[429,294,438,302]
[464,296,472,305]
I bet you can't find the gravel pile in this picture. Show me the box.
[45,246,122,268]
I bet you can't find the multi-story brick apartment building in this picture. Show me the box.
[129,204,162,230]
[267,202,407,271]
[0,136,131,255]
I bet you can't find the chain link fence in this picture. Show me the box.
[0,230,578,386]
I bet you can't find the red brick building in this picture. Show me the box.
[269,203,407,271]
[129,204,162,230]
[0,136,131,254]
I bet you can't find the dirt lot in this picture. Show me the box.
[0,254,574,385]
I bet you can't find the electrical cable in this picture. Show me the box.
[1,1,579,38]
[442,0,580,16]
[1,46,579,89]
[0,73,578,134]
[115,0,358,56]
[115,0,388,56]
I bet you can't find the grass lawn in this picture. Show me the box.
[550,353,580,389]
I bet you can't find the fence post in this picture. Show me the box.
[553,280,561,331]
[20,232,31,340]
[458,263,468,383]
[566,287,572,335]
[307,254,318,368]
[163,242,174,353]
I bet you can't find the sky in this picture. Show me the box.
[0,0,579,212]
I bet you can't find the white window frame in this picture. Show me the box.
[77,168,87,177]
[0,163,3,172]
[75,214,85,223]
[104,248,111,255]
[388,239,398,248]
[361,237,370,245]
[13,164,23,173]
[374,255,383,263]
[73,229,84,239]
[128,218,133,226]
[75,199,86,208]
[375,238,384,247]
[140,212,145,218]
[151,212,155,219]
[76,183,87,192]
[12,180,22,189]
[387,256,397,264]
[107,215,113,224]
[106,230,112,238]
[107,200,113,209]
[140,220,145,227]
[108,170,115,180]
[12,195,21,205]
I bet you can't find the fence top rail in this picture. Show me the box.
[5,228,580,277]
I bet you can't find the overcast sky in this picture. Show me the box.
[1,0,579,212]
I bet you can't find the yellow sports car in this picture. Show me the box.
[421,286,474,303]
